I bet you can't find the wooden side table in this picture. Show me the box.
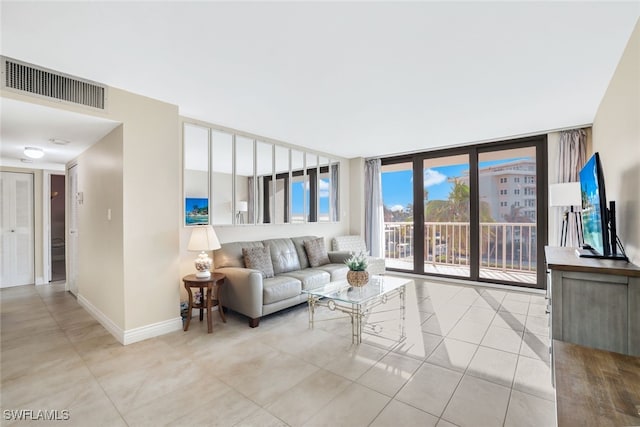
[183,273,226,333]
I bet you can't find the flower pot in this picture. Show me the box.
[347,270,369,287]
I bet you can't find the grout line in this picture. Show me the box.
[33,285,131,426]
[4,280,554,427]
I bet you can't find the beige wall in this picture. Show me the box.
[592,21,640,264]
[349,157,366,237]
[75,126,125,327]
[73,88,181,332]
[2,86,181,339]
[110,90,181,330]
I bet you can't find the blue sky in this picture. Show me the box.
[292,179,329,213]
[382,157,530,211]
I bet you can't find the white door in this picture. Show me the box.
[68,165,79,295]
[0,172,35,287]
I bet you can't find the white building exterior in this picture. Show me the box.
[459,159,537,221]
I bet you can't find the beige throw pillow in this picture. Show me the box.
[304,238,330,268]
[242,246,275,278]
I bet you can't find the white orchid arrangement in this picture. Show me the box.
[345,251,368,271]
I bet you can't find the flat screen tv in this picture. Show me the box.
[578,152,626,260]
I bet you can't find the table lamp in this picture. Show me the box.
[236,200,248,224]
[187,225,221,278]
[549,182,582,246]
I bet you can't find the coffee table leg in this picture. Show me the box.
[350,303,363,344]
[356,305,363,344]
[307,294,315,329]
[348,304,355,344]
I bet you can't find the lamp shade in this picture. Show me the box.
[237,201,248,212]
[187,225,221,252]
[549,182,582,207]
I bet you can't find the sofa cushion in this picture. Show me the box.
[280,269,330,290]
[264,238,301,274]
[304,237,330,267]
[242,246,275,278]
[263,276,302,305]
[215,241,264,268]
[315,263,349,281]
[291,236,317,269]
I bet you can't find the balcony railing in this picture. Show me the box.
[384,221,537,277]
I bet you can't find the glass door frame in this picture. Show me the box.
[413,147,473,277]
[475,136,548,289]
[381,135,548,289]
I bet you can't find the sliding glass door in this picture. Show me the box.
[381,162,413,271]
[478,146,538,285]
[422,154,470,278]
[381,136,546,288]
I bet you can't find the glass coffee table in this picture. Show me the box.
[302,276,412,344]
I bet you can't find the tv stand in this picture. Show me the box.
[545,246,640,356]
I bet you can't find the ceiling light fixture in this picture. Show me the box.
[24,147,44,159]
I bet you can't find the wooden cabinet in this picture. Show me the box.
[545,246,640,356]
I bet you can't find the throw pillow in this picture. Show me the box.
[304,237,330,268]
[242,246,274,278]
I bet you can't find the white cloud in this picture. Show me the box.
[389,204,405,212]
[319,179,329,197]
[424,169,447,187]
[305,178,330,197]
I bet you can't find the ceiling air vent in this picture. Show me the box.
[1,56,107,110]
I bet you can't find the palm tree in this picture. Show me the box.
[423,180,496,263]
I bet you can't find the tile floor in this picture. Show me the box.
[1,277,556,426]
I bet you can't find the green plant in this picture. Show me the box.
[345,251,368,271]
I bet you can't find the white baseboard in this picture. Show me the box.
[78,295,183,345]
[122,317,183,345]
[78,294,125,343]
[35,276,46,285]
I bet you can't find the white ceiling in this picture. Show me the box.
[0,98,120,169]
[1,2,638,163]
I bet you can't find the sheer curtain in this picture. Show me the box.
[557,129,587,247]
[247,176,255,224]
[331,163,339,222]
[558,129,587,182]
[365,159,384,257]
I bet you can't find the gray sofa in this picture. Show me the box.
[213,236,349,327]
